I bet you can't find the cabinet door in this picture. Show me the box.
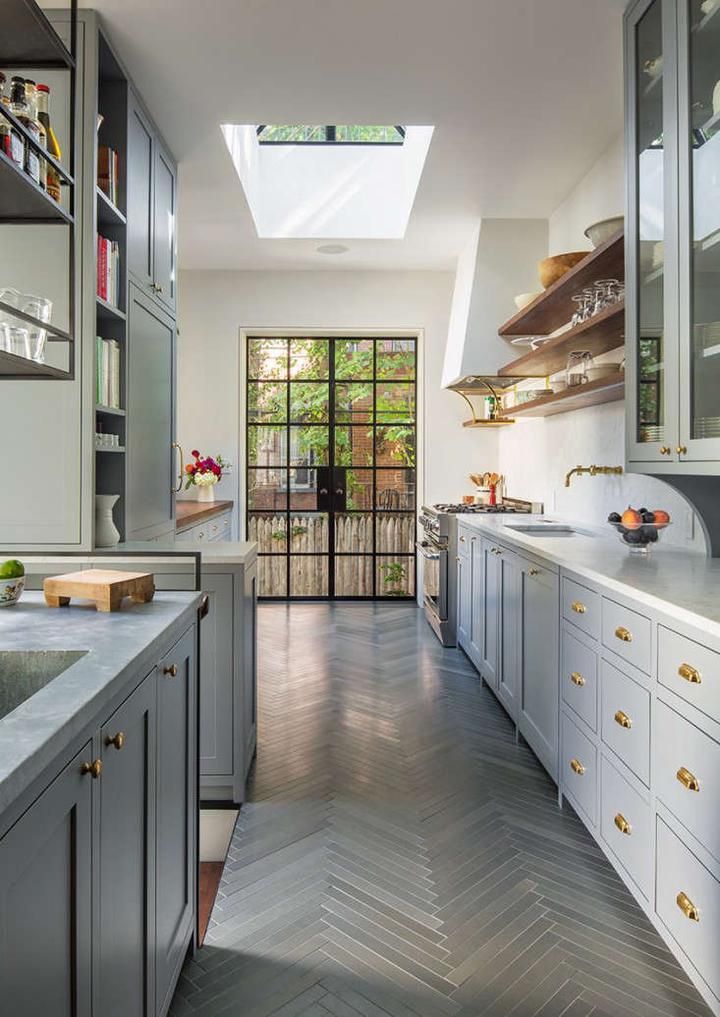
[518,561,560,781]
[127,94,154,293]
[625,0,680,463]
[0,745,93,1017]
[127,285,176,540]
[96,676,156,1017]
[497,549,519,720]
[456,553,471,652]
[242,563,258,783]
[156,626,197,1016]
[153,141,177,314]
[678,0,720,459]
[478,538,500,686]
[199,573,234,776]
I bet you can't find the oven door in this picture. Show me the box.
[416,540,448,621]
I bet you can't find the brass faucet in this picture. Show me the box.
[564,464,624,488]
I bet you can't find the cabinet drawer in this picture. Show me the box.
[601,598,652,675]
[562,577,600,640]
[656,818,720,1000]
[600,659,650,786]
[654,700,720,863]
[561,711,597,826]
[561,627,598,732]
[600,755,652,899]
[658,626,720,725]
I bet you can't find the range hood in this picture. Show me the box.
[441,218,549,390]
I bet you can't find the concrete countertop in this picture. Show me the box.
[113,539,257,565]
[455,515,720,638]
[175,499,234,532]
[0,591,202,816]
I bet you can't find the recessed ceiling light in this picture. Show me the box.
[317,244,349,255]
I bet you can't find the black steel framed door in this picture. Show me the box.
[246,336,417,599]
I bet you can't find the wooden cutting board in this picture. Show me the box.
[43,569,155,612]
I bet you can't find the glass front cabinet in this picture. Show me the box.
[625,0,720,470]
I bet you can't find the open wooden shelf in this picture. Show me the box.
[96,296,126,322]
[499,231,624,337]
[95,404,125,417]
[462,418,516,428]
[502,372,625,418]
[96,186,126,227]
[499,302,625,378]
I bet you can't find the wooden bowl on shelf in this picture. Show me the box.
[538,251,589,289]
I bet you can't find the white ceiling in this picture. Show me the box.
[86,0,626,271]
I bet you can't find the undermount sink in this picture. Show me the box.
[504,522,591,537]
[0,650,88,722]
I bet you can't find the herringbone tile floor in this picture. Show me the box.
[171,603,712,1017]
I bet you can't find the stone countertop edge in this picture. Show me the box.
[110,540,258,565]
[0,591,202,817]
[454,515,720,639]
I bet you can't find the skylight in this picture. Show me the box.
[256,125,406,145]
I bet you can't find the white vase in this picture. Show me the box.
[95,494,120,547]
[196,484,216,503]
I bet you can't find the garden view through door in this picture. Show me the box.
[247,337,417,598]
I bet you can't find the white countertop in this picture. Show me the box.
[111,539,257,565]
[455,515,720,638]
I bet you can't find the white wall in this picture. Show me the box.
[548,133,624,253]
[178,270,499,533]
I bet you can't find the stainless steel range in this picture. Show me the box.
[417,498,542,646]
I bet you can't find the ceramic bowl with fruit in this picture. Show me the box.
[607,508,671,553]
[0,559,25,606]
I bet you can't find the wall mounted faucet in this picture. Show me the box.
[564,464,624,488]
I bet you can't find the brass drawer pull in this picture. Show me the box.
[163,664,178,678]
[569,758,585,776]
[104,731,125,751]
[80,758,102,779]
[459,535,466,543]
[677,766,700,792]
[676,891,700,923]
[614,710,632,729]
[676,445,687,456]
[659,446,672,456]
[570,672,586,687]
[614,813,632,835]
[615,626,632,643]
[529,568,540,576]
[571,601,586,615]
[678,663,701,685]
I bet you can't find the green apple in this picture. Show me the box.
[0,559,25,580]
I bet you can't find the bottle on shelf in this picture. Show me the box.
[24,80,46,192]
[36,84,61,202]
[6,77,28,170]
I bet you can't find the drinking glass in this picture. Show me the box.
[5,326,31,359]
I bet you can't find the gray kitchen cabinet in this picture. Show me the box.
[0,743,93,1017]
[199,573,234,776]
[242,562,258,772]
[497,547,520,720]
[126,284,176,541]
[518,559,560,781]
[96,673,156,1017]
[153,141,177,315]
[156,627,197,1017]
[478,537,500,687]
[456,538,471,653]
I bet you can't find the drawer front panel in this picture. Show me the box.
[562,578,600,640]
[561,627,598,732]
[658,626,720,725]
[654,699,720,863]
[561,711,597,826]
[600,659,651,786]
[656,818,720,1000]
[457,528,471,559]
[600,755,652,898]
[601,598,652,675]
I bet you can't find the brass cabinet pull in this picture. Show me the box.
[571,601,586,615]
[104,731,125,751]
[615,626,632,642]
[614,813,632,835]
[678,663,701,685]
[163,664,178,678]
[614,710,632,729]
[569,758,585,776]
[676,766,700,792]
[171,441,185,494]
[529,568,540,576]
[570,672,586,687]
[80,758,102,779]
[676,891,700,922]
[455,556,461,563]
[459,535,466,543]
[676,445,687,455]
[659,446,672,456]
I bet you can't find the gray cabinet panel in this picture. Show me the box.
[200,573,234,775]
[156,626,197,1016]
[519,562,560,781]
[497,549,519,720]
[127,94,154,292]
[456,553,471,651]
[97,674,156,1017]
[153,143,177,314]
[0,744,93,1017]
[242,563,258,781]
[479,538,500,686]
[127,286,175,540]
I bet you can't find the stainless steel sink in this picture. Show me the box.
[0,650,88,722]
[504,523,591,537]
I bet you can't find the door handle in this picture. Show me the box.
[171,442,184,493]
[335,489,345,497]
[319,487,329,495]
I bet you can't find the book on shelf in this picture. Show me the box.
[98,145,120,207]
[96,234,121,308]
[96,336,122,409]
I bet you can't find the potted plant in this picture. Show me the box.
[184,450,226,502]
[379,561,408,597]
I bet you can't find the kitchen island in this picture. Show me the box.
[0,590,202,1017]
